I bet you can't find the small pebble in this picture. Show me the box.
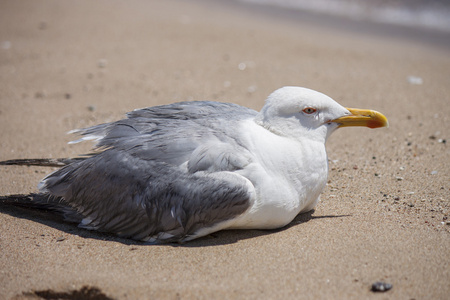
[371,281,392,292]
[1,40,11,49]
[407,75,423,85]
[56,236,65,242]
[247,85,257,93]
[238,62,246,70]
[430,171,438,175]
[98,59,108,68]
[396,176,404,181]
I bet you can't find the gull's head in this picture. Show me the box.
[255,86,388,143]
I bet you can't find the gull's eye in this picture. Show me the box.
[302,107,317,114]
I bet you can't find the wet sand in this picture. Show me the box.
[0,0,449,299]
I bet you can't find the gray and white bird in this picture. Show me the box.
[6,87,388,243]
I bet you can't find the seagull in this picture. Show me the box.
[2,87,388,243]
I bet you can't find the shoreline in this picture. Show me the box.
[200,0,450,50]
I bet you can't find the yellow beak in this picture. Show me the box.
[331,108,389,129]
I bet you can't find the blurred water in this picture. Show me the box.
[240,0,450,32]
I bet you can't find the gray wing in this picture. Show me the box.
[39,101,256,242]
[70,101,257,167]
[40,149,251,242]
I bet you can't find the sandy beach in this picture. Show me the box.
[0,0,449,299]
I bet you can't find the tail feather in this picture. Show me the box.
[0,193,82,223]
[0,158,84,167]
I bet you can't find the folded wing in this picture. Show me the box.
[39,101,257,242]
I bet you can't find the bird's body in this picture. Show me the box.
[15,87,388,243]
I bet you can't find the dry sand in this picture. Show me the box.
[0,0,449,299]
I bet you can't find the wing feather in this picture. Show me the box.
[40,149,251,242]
[39,101,258,242]
[69,101,257,168]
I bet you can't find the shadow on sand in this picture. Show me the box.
[0,199,350,247]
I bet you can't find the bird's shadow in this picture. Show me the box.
[0,203,350,248]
